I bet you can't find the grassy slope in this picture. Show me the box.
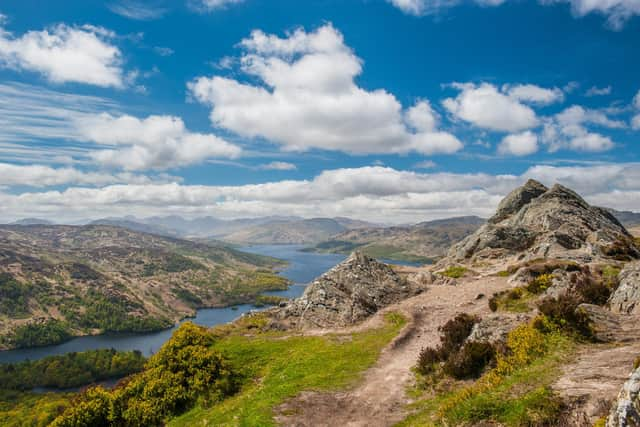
[170,313,406,426]
[0,390,72,427]
[398,327,575,427]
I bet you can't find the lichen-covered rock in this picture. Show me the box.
[607,365,640,427]
[446,180,638,264]
[274,252,421,328]
[466,313,531,345]
[610,262,640,315]
[578,304,621,343]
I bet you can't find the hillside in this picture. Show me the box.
[221,218,359,245]
[0,225,287,350]
[308,216,485,262]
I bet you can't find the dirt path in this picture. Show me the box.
[553,314,640,426]
[276,275,511,427]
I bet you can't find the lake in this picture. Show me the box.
[0,245,347,364]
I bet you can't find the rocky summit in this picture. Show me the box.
[446,179,639,264]
[610,261,640,315]
[272,251,420,328]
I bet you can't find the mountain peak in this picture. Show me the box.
[489,179,548,224]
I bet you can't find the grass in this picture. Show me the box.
[489,288,535,313]
[169,312,406,427]
[397,322,575,427]
[438,266,468,279]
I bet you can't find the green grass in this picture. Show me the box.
[169,312,406,427]
[438,266,467,279]
[397,327,575,427]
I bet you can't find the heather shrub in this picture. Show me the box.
[442,341,496,379]
[438,313,480,356]
[526,273,553,294]
[537,294,592,338]
[417,347,442,375]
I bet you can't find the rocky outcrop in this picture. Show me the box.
[466,313,531,345]
[607,365,640,427]
[578,304,622,343]
[446,180,638,264]
[272,252,421,328]
[610,262,640,315]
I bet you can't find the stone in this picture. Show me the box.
[445,180,638,264]
[274,251,421,328]
[610,262,640,315]
[466,313,531,345]
[607,365,640,427]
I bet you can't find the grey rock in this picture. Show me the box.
[577,304,621,343]
[274,251,420,328]
[607,365,640,427]
[467,313,531,345]
[610,262,640,315]
[446,180,638,264]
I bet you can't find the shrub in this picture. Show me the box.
[10,320,71,348]
[507,288,524,300]
[488,295,499,312]
[526,273,553,294]
[438,313,479,356]
[575,275,611,306]
[439,266,467,279]
[417,347,442,375]
[442,341,496,379]
[537,294,592,338]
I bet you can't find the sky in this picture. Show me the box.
[0,0,639,224]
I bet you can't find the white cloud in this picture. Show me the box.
[107,1,168,20]
[189,24,462,156]
[0,20,124,87]
[634,90,640,109]
[542,105,619,152]
[4,164,640,223]
[504,84,564,105]
[195,0,245,11]
[632,114,640,130]
[0,163,173,187]
[413,160,437,169]
[258,161,297,171]
[585,85,612,97]
[498,131,539,156]
[153,46,174,56]
[443,83,539,132]
[76,114,242,171]
[548,0,640,30]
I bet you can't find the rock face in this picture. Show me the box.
[273,252,420,328]
[610,262,640,315]
[446,180,638,263]
[466,313,531,345]
[607,365,640,427]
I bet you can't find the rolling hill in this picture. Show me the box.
[0,224,287,350]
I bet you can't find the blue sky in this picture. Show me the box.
[0,0,639,223]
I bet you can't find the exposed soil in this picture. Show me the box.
[276,274,512,427]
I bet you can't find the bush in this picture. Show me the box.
[417,347,442,375]
[526,273,553,294]
[537,294,592,338]
[575,274,611,306]
[51,323,239,426]
[488,295,499,312]
[438,313,480,356]
[442,341,496,379]
[507,288,524,300]
[10,320,71,348]
[439,266,467,279]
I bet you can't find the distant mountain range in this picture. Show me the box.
[307,216,487,262]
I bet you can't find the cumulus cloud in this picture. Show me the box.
[388,0,640,28]
[442,83,539,132]
[0,20,124,87]
[541,105,621,152]
[498,131,539,156]
[4,164,640,223]
[503,84,564,105]
[0,163,173,187]
[76,113,242,171]
[189,24,462,156]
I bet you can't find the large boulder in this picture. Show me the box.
[607,365,640,427]
[273,252,420,328]
[610,262,640,315]
[446,180,638,264]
